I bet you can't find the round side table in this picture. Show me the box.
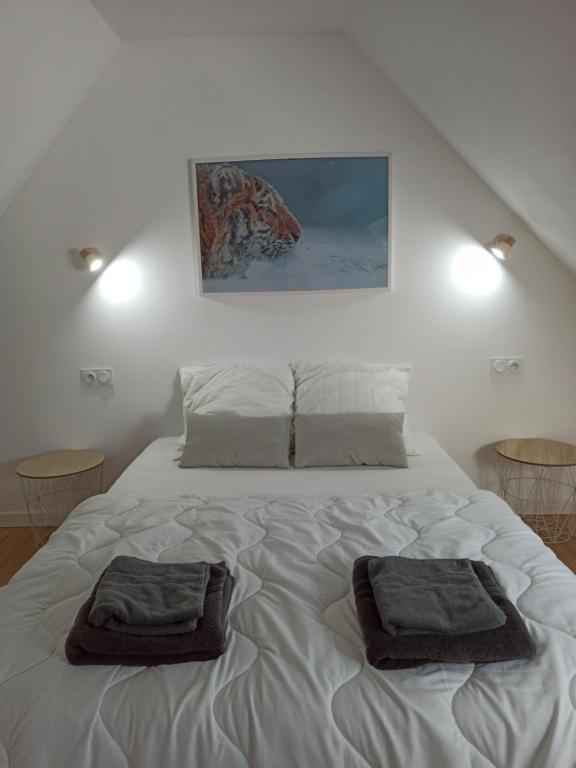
[496,438,576,544]
[16,450,105,547]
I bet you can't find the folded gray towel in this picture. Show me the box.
[354,557,536,669]
[66,562,234,666]
[367,556,507,636]
[88,556,209,635]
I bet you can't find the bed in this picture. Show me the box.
[1,434,576,768]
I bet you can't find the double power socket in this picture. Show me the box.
[80,368,114,387]
[490,358,524,374]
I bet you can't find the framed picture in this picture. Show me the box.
[189,153,390,294]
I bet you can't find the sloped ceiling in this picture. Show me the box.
[89,0,355,38]
[86,0,576,274]
[350,0,576,273]
[0,0,118,216]
[4,0,575,275]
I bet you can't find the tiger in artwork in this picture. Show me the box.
[196,163,302,279]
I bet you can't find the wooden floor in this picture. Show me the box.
[548,539,576,573]
[1,526,576,587]
[0,528,38,586]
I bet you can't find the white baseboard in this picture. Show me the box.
[0,511,31,527]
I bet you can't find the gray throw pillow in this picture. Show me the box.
[294,413,407,468]
[180,414,291,468]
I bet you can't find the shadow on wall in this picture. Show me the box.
[0,370,185,516]
[100,375,184,491]
[0,407,180,517]
[166,372,185,433]
[476,443,501,493]
[0,459,25,516]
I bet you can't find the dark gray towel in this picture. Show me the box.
[367,556,507,636]
[88,556,209,635]
[102,615,199,636]
[354,556,536,669]
[66,562,234,666]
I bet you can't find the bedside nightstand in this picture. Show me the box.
[496,438,576,544]
[16,450,105,546]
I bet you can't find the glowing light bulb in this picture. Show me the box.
[487,234,515,261]
[89,257,104,272]
[80,247,106,272]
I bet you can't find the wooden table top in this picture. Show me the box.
[16,450,105,479]
[496,438,576,467]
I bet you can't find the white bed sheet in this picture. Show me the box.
[109,432,475,498]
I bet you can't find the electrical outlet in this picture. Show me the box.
[491,358,524,374]
[80,368,114,387]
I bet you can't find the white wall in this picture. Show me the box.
[0,0,119,216]
[1,33,576,512]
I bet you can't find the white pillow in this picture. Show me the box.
[179,364,294,467]
[291,361,419,456]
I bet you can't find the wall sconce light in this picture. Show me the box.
[487,234,516,261]
[80,247,105,272]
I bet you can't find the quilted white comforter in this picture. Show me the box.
[1,489,576,768]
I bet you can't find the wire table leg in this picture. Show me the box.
[496,457,576,544]
[19,465,105,548]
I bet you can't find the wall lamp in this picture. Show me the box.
[80,247,106,272]
[487,234,516,261]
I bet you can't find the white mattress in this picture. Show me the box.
[1,490,575,767]
[109,433,475,498]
